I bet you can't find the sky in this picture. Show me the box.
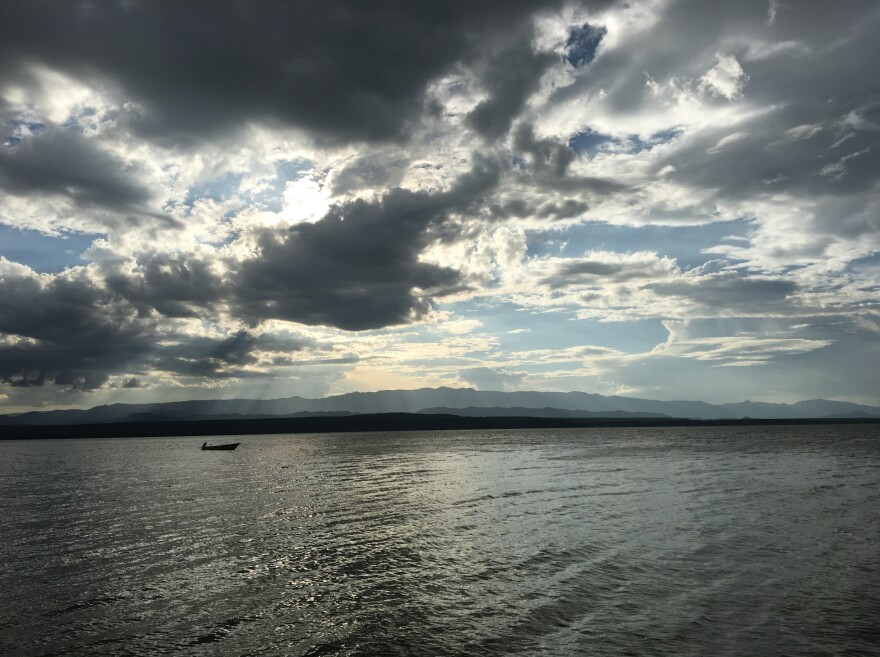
[0,0,878,412]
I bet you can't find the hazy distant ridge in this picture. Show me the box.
[2,388,879,426]
[417,406,670,419]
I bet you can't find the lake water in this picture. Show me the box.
[1,425,878,656]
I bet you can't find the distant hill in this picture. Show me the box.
[418,406,669,419]
[1,387,879,426]
[822,410,880,419]
[106,410,357,423]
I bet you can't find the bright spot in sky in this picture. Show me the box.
[279,176,330,224]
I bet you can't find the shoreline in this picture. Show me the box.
[2,413,879,440]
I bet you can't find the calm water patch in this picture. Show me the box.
[1,425,878,656]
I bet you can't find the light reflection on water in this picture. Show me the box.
[1,425,878,656]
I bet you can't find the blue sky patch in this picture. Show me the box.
[564,23,607,68]
[569,128,682,158]
[184,172,244,206]
[568,130,615,157]
[845,251,880,279]
[3,119,46,146]
[0,225,99,272]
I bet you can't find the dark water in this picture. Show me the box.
[1,425,878,656]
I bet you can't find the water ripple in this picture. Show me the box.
[0,425,878,656]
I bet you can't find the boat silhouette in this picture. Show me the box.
[201,441,240,450]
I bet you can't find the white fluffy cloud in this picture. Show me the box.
[699,55,749,100]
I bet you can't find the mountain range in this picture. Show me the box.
[2,388,879,426]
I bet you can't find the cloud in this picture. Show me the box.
[706,131,747,154]
[151,330,317,379]
[698,55,748,100]
[0,257,324,388]
[663,335,832,367]
[514,124,577,178]
[819,148,870,180]
[766,0,780,26]
[512,250,821,323]
[779,123,823,143]
[646,272,798,314]
[466,36,557,140]
[655,319,833,367]
[330,153,409,196]
[0,1,598,146]
[0,259,154,389]
[232,161,502,330]
[540,251,676,289]
[27,158,508,338]
[460,366,526,391]
[0,128,153,211]
[0,0,879,409]
[102,252,225,319]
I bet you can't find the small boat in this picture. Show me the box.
[201,441,240,451]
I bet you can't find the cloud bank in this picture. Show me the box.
[0,0,878,410]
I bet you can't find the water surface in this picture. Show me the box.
[1,425,878,656]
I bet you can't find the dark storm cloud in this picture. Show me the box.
[234,160,502,330]
[0,265,319,388]
[151,330,314,379]
[514,124,576,178]
[466,38,558,140]
[0,0,611,145]
[103,253,224,319]
[90,158,506,332]
[0,128,152,210]
[479,124,623,222]
[0,269,154,388]
[152,332,258,379]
